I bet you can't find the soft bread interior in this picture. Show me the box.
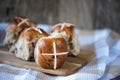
[4,29,17,45]
[70,32,80,56]
[15,39,30,60]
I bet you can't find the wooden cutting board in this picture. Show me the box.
[0,47,94,76]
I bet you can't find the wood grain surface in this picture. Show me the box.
[0,47,94,76]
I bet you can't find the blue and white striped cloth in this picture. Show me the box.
[0,23,120,80]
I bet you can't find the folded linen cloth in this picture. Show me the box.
[0,23,120,80]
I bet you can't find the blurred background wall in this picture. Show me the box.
[0,0,120,33]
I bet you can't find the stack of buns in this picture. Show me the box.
[4,17,80,69]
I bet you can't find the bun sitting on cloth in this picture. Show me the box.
[15,27,48,61]
[51,23,80,56]
[4,16,36,53]
[34,36,68,69]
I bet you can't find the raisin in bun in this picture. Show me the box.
[4,16,36,53]
[15,27,48,61]
[51,23,80,56]
[34,36,68,69]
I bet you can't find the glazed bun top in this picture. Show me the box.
[51,23,74,38]
[19,27,48,42]
[7,16,36,32]
[36,37,68,53]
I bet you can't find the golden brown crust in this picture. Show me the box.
[4,16,37,53]
[52,23,74,38]
[51,23,77,56]
[38,38,67,53]
[15,27,48,61]
[7,16,36,32]
[36,37,68,69]
[38,54,67,69]
[19,28,49,42]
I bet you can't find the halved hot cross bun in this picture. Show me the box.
[4,16,36,53]
[15,27,48,61]
[51,23,80,56]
